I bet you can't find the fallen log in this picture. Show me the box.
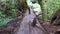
[0,6,50,34]
[16,6,49,34]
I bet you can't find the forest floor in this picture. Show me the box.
[0,9,58,34]
[0,16,57,34]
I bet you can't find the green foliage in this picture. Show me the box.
[45,0,60,19]
[26,0,60,20]
[0,16,16,26]
[0,0,18,26]
[0,0,18,17]
[0,0,27,26]
[38,0,47,20]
